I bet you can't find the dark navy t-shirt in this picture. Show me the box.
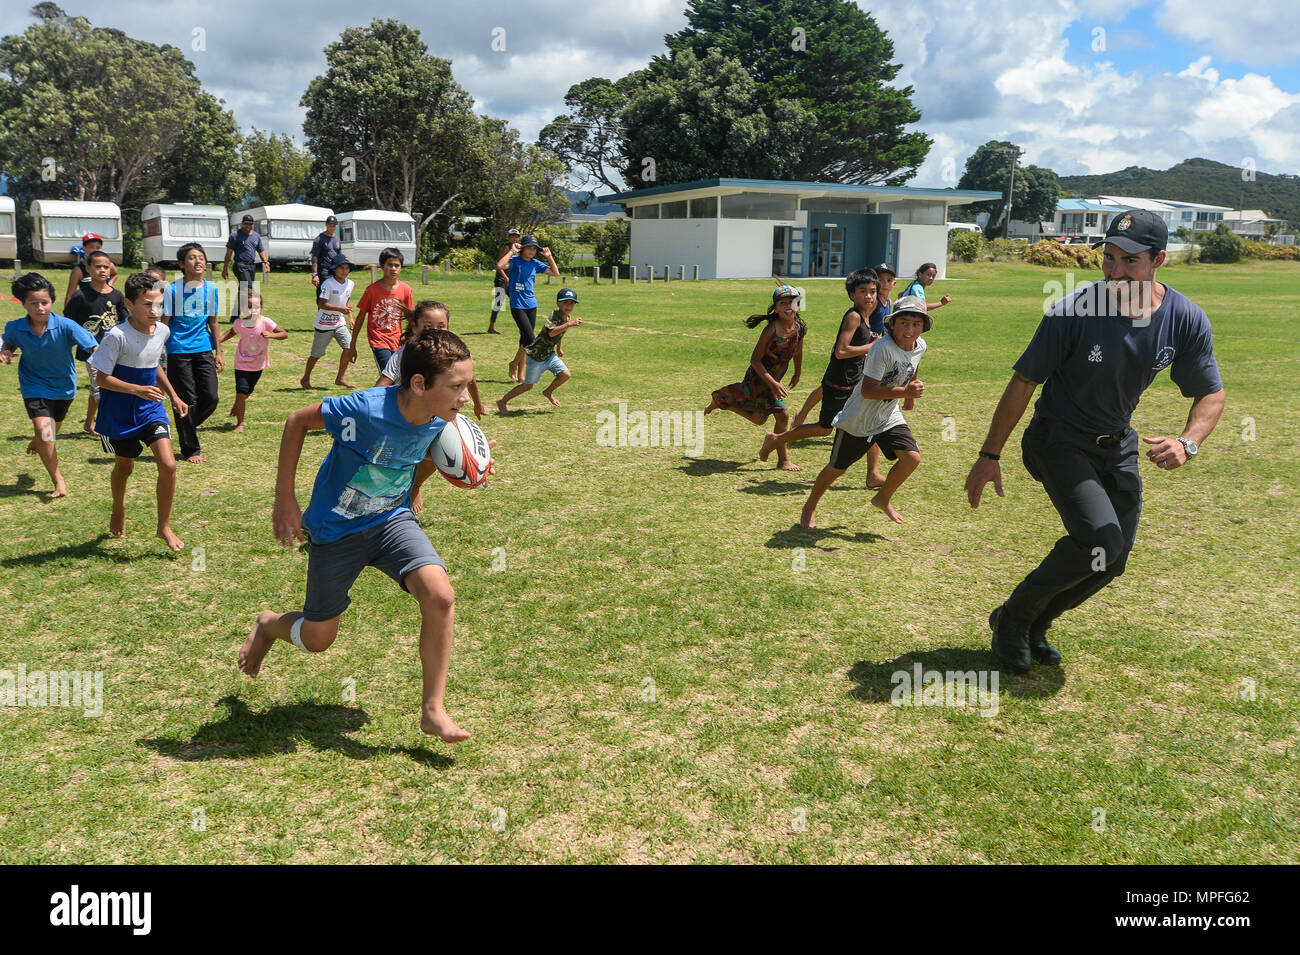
[1014,281,1222,434]
[226,228,264,267]
[869,297,890,338]
[310,232,340,277]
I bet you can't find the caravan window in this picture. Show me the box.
[44,216,120,239]
[168,216,223,238]
[268,219,320,240]
[0,213,13,234]
[352,219,415,243]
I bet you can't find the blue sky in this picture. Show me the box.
[2,0,1297,196]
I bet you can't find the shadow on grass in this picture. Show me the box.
[0,533,175,566]
[675,457,747,477]
[766,524,887,549]
[848,647,1064,702]
[0,473,42,498]
[737,479,809,496]
[140,695,453,767]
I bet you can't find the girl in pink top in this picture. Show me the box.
[218,291,287,433]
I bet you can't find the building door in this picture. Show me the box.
[812,227,844,277]
[774,226,807,278]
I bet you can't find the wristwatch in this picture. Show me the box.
[1177,437,1198,458]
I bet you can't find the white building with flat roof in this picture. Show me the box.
[601,178,1001,280]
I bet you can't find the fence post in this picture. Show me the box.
[663,265,669,282]
[646,265,653,284]
[630,264,636,284]
[612,266,618,285]
[370,265,378,284]
[693,264,700,280]
[13,259,21,279]
[593,265,600,284]
[678,265,684,281]
[421,265,430,285]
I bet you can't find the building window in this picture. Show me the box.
[800,197,870,214]
[633,204,660,220]
[689,196,717,218]
[661,200,688,219]
[720,192,797,220]
[876,200,944,225]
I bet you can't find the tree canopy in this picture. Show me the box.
[958,141,1061,236]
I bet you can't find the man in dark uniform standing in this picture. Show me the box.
[310,216,340,299]
[222,214,270,317]
[965,209,1225,673]
[487,227,520,334]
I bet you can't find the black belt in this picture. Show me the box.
[1033,414,1128,447]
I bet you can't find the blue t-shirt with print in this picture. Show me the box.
[506,256,550,309]
[162,279,220,354]
[1014,281,1222,434]
[2,314,98,400]
[302,387,448,543]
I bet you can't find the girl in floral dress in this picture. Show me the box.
[704,285,806,471]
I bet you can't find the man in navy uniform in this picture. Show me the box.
[965,209,1225,673]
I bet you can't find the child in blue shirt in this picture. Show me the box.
[1,273,99,498]
[162,242,224,463]
[496,234,559,383]
[240,329,495,744]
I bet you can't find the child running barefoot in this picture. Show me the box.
[302,255,356,390]
[497,234,559,382]
[497,287,581,412]
[219,291,286,433]
[1,273,100,498]
[377,301,485,516]
[91,273,189,551]
[761,268,879,468]
[800,295,929,528]
[240,328,495,743]
[704,284,805,471]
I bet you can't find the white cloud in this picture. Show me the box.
[1156,0,1300,66]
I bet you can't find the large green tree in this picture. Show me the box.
[618,48,815,186]
[300,19,483,252]
[467,118,570,234]
[239,128,312,206]
[958,141,1061,237]
[538,76,637,193]
[0,4,242,213]
[662,0,930,183]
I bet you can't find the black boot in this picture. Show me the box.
[1028,625,1062,666]
[989,605,1031,674]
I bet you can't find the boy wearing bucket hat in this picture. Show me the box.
[497,287,582,412]
[800,294,929,528]
[302,254,356,390]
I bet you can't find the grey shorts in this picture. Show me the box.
[302,511,446,621]
[310,324,352,358]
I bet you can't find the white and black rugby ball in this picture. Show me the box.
[433,414,491,489]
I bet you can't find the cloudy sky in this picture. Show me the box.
[5,0,1298,191]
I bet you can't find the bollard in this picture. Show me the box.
[422,265,430,285]
[630,264,636,283]
[663,265,669,282]
[13,258,20,279]
[370,265,378,284]
[693,264,699,280]
[646,265,653,284]
[593,265,600,284]
[678,265,684,281]
[612,266,618,285]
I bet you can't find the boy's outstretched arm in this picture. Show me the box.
[273,403,325,547]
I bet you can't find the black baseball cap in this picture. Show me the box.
[873,262,896,276]
[325,215,338,224]
[241,214,254,224]
[1095,209,1167,254]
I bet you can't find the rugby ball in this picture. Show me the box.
[433,414,491,489]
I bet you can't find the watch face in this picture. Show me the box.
[1180,438,1198,455]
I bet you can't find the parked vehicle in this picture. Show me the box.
[30,199,123,264]
[142,202,227,265]
[231,204,334,265]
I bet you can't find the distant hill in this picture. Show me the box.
[1059,158,1300,227]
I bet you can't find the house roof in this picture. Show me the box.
[1057,198,1115,212]
[601,177,1002,205]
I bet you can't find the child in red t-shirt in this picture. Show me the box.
[347,247,413,373]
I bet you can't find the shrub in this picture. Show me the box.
[1024,239,1100,268]
[575,222,604,246]
[1198,224,1245,263]
[594,219,630,271]
[1243,239,1300,261]
[529,226,576,272]
[438,246,494,271]
[986,238,1028,261]
[947,230,983,262]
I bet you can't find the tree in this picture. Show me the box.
[160,93,250,211]
[240,129,311,206]
[538,76,636,193]
[618,48,815,186]
[662,0,930,183]
[0,6,239,212]
[465,118,570,240]
[301,19,483,254]
[593,220,629,271]
[958,141,1061,238]
[1198,222,1245,263]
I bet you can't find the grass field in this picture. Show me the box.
[1,259,1296,863]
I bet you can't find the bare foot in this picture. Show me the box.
[157,525,184,552]
[496,397,509,415]
[186,454,205,464]
[239,611,278,677]
[778,459,802,472]
[335,379,355,388]
[872,493,904,524]
[759,432,777,462]
[411,490,424,515]
[50,480,68,499]
[421,706,471,743]
[799,507,817,530]
[110,507,125,537]
[866,473,886,489]
[300,377,312,389]
[487,326,501,335]
[233,423,244,434]
[544,392,561,407]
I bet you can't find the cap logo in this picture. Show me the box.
[1117,215,1132,231]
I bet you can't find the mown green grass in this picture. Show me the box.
[0,259,1296,863]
